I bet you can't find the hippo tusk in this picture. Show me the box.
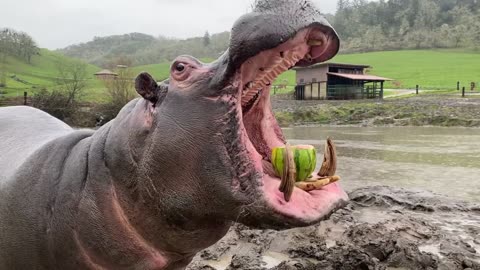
[279,143,296,202]
[318,138,337,177]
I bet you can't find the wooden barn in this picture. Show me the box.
[293,63,392,100]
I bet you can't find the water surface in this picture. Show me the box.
[284,126,480,202]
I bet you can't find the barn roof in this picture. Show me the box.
[327,72,393,82]
[94,69,118,76]
[294,62,371,70]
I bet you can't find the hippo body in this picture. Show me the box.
[0,1,348,269]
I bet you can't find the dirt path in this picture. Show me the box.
[188,186,480,270]
[384,89,416,98]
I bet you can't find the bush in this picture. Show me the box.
[32,89,77,122]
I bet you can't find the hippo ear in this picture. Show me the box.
[135,72,159,103]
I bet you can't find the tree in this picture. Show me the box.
[0,66,6,88]
[0,28,39,63]
[55,59,88,107]
[98,65,137,123]
[106,67,136,109]
[203,31,211,47]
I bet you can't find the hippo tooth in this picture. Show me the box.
[273,66,283,74]
[305,53,313,62]
[308,39,324,46]
[280,62,290,70]
[265,73,275,81]
[273,57,283,65]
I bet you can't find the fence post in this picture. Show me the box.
[462,87,465,97]
[416,85,419,95]
[457,81,460,91]
[23,92,27,105]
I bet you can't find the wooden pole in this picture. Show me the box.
[457,81,460,91]
[416,85,419,95]
[380,81,384,99]
[462,87,465,97]
[23,92,27,105]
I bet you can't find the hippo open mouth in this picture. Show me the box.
[231,27,348,228]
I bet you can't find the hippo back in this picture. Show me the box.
[0,106,73,184]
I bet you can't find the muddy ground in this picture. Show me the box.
[187,186,480,270]
[271,94,480,127]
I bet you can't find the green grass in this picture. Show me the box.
[332,50,480,89]
[0,49,102,100]
[130,50,480,91]
[3,49,477,104]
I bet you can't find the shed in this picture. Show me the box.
[294,63,392,100]
[94,69,118,81]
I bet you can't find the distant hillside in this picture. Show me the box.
[0,48,101,99]
[57,0,479,67]
[58,32,230,68]
[131,50,480,90]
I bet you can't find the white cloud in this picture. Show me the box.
[0,0,339,49]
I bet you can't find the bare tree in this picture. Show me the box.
[55,59,88,107]
[97,64,137,123]
[105,66,136,108]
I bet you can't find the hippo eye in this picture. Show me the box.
[171,60,194,82]
[175,63,186,72]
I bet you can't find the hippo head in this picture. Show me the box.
[123,0,348,233]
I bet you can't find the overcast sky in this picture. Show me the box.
[0,0,340,49]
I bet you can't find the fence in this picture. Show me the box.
[294,83,382,100]
[0,92,32,107]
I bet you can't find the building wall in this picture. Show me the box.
[295,66,329,84]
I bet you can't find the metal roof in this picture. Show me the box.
[294,62,371,70]
[327,72,393,82]
[94,69,118,76]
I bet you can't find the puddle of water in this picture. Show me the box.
[262,251,291,268]
[203,255,231,270]
[284,126,480,202]
[419,244,443,259]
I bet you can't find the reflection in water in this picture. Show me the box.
[283,126,480,202]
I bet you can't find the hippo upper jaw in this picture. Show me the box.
[226,26,348,229]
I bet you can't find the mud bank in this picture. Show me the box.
[271,95,480,128]
[188,186,480,270]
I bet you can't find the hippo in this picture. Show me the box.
[0,0,348,269]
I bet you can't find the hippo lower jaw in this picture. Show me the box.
[234,27,349,228]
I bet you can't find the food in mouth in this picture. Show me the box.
[271,139,340,202]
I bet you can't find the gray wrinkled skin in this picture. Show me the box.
[0,1,342,269]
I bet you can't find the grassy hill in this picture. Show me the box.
[3,49,477,104]
[282,50,480,90]
[0,49,103,100]
[332,50,480,89]
[132,50,480,90]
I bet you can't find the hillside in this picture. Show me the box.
[0,49,102,99]
[56,0,479,68]
[58,32,230,68]
[131,50,480,90]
